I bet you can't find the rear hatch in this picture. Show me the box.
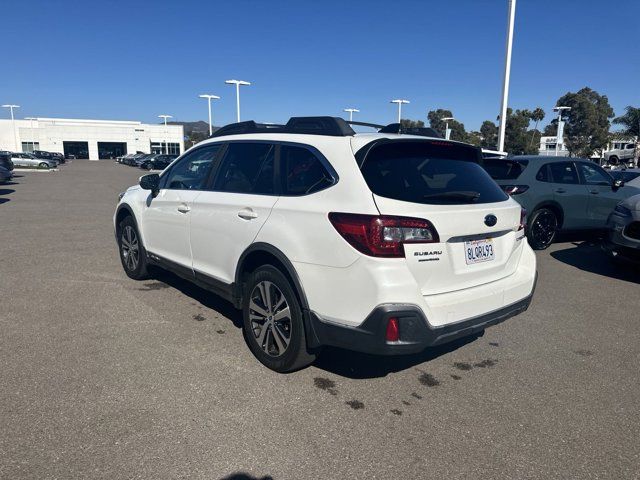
[356,138,525,296]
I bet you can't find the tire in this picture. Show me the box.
[39,162,50,169]
[242,265,316,372]
[527,208,558,250]
[609,156,619,166]
[117,216,150,280]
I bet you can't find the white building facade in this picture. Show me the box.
[0,117,184,160]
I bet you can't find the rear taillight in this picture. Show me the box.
[386,318,400,342]
[502,185,529,195]
[328,212,439,258]
[518,208,527,231]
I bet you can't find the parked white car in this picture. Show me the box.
[114,117,537,372]
[10,152,57,169]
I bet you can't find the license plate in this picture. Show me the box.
[464,238,495,265]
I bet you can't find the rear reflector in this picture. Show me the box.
[328,212,439,258]
[386,317,400,342]
[519,208,527,231]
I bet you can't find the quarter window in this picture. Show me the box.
[536,165,550,182]
[548,162,579,184]
[280,145,334,195]
[161,144,221,190]
[212,143,275,195]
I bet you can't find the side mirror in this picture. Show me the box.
[613,179,624,190]
[139,173,160,195]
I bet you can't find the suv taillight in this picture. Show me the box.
[328,212,439,258]
[518,208,527,231]
[502,185,529,195]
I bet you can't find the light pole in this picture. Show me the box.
[343,108,359,121]
[497,0,517,153]
[553,106,571,157]
[441,116,455,140]
[390,99,409,124]
[158,114,172,154]
[25,117,37,152]
[199,94,220,136]
[225,79,251,122]
[2,104,20,151]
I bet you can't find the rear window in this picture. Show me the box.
[483,158,529,180]
[359,141,508,205]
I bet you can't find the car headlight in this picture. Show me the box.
[614,204,632,217]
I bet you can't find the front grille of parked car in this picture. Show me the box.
[624,221,640,241]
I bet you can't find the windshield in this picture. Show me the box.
[359,140,508,205]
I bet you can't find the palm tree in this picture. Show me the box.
[528,107,545,148]
[613,106,640,137]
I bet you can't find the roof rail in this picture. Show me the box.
[379,123,443,138]
[285,116,355,136]
[210,116,356,138]
[210,121,284,138]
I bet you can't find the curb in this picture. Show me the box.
[13,168,59,173]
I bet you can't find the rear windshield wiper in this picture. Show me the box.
[422,191,481,202]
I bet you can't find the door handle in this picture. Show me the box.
[177,204,191,213]
[589,189,599,194]
[237,209,258,220]
[554,188,566,194]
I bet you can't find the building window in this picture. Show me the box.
[150,142,180,155]
[21,142,40,153]
[545,143,557,150]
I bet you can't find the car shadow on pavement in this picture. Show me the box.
[0,188,16,205]
[313,334,482,379]
[149,267,243,328]
[550,240,639,284]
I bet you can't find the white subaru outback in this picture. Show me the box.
[114,117,537,372]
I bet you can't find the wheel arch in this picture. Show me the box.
[234,243,309,311]
[531,201,565,229]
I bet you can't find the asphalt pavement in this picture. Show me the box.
[1,161,639,479]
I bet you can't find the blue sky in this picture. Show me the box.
[2,0,639,130]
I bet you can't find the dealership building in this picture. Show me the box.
[0,117,184,159]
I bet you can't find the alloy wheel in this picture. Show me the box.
[531,210,557,247]
[121,225,140,271]
[249,281,292,357]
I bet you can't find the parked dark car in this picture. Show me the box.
[139,154,178,170]
[65,152,76,160]
[482,156,640,249]
[610,168,640,184]
[50,152,66,164]
[0,152,14,171]
[0,165,13,184]
[604,194,640,265]
[124,153,147,166]
[133,154,156,167]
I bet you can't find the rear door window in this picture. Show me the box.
[359,140,508,205]
[548,162,579,184]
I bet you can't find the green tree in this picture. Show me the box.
[465,131,482,147]
[543,121,557,136]
[504,108,537,155]
[427,109,467,141]
[480,120,498,149]
[528,107,545,148]
[555,87,615,157]
[400,119,425,129]
[613,106,640,138]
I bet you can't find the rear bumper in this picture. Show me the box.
[307,273,537,355]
